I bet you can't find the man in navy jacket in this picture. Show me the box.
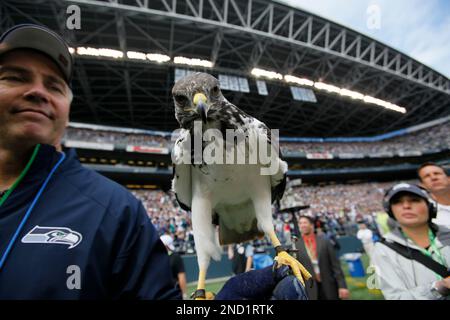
[0,24,308,300]
[0,24,180,299]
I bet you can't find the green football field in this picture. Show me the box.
[187,253,384,300]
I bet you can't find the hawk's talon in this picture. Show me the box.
[274,251,312,286]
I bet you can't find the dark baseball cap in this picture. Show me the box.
[0,24,73,85]
[383,183,431,211]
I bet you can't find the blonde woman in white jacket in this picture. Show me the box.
[371,183,450,300]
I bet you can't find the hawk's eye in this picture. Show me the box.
[174,94,188,105]
[211,86,219,96]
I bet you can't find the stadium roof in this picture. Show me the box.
[3,0,449,137]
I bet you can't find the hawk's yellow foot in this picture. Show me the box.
[205,292,216,300]
[274,250,312,286]
[192,269,211,300]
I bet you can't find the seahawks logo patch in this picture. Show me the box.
[21,226,82,249]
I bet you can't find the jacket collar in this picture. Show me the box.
[0,144,77,217]
[21,144,60,182]
[21,144,79,183]
[386,224,450,249]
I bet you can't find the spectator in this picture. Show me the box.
[371,183,450,300]
[356,221,374,258]
[295,216,350,300]
[161,234,187,299]
[228,242,254,275]
[252,242,274,270]
[0,24,179,299]
[418,163,450,228]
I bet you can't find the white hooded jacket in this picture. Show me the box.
[371,224,450,300]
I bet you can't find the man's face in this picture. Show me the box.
[418,165,450,194]
[299,218,314,235]
[0,49,71,148]
[391,194,429,228]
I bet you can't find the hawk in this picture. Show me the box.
[171,72,311,299]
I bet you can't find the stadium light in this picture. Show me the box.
[280,72,405,112]
[363,95,380,105]
[77,47,123,59]
[364,95,406,113]
[339,88,364,100]
[314,81,341,94]
[147,53,171,63]
[284,75,314,86]
[174,56,213,68]
[383,102,406,113]
[127,51,147,60]
[251,68,283,80]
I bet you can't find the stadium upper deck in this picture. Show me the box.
[2,0,449,137]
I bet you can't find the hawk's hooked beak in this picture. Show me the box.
[193,93,208,123]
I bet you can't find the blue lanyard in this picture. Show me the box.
[0,151,66,271]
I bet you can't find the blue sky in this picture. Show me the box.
[277,0,450,78]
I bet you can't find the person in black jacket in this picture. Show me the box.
[295,215,350,300]
[161,234,187,299]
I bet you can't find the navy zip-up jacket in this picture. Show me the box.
[0,144,181,299]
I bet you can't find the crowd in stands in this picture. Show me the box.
[130,180,416,254]
[131,190,196,254]
[64,120,449,156]
[63,127,169,148]
[280,181,389,217]
[281,121,450,155]
[275,181,397,246]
